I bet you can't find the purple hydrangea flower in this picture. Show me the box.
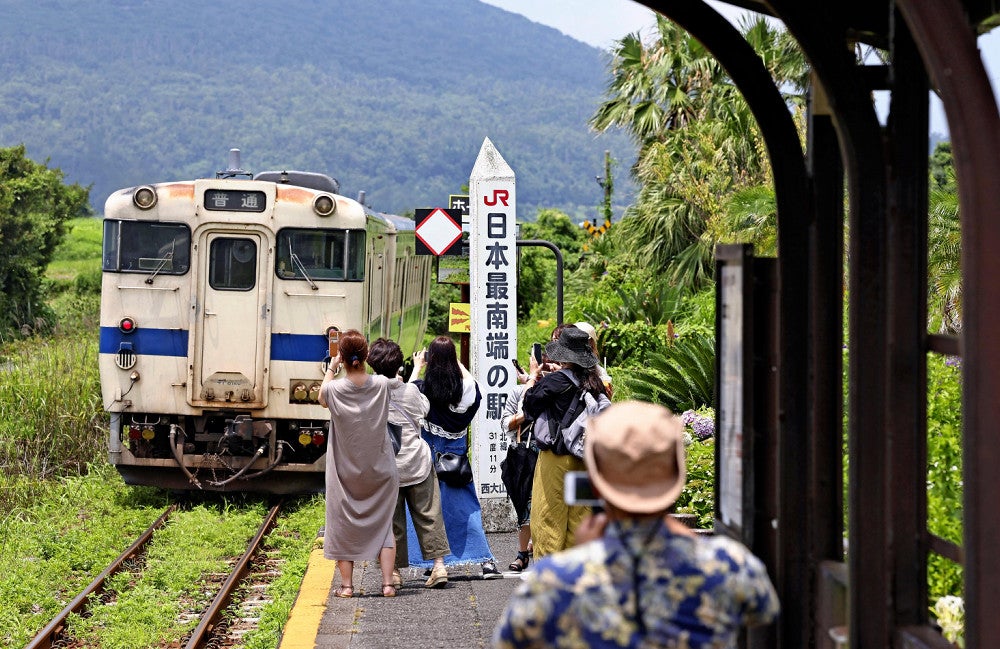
[681,409,697,425]
[692,415,715,440]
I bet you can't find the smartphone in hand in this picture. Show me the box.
[531,342,543,365]
[564,471,603,507]
[327,326,340,358]
[511,358,524,373]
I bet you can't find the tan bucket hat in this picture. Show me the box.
[584,401,685,514]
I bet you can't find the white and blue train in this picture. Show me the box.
[99,150,432,493]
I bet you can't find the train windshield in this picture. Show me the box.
[102,220,191,275]
[209,237,257,291]
[275,228,365,281]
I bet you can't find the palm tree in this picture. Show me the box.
[927,169,962,333]
[590,15,807,292]
[591,15,727,157]
[714,184,779,256]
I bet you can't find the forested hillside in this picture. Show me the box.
[0,0,635,218]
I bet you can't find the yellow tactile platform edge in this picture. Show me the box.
[278,547,335,649]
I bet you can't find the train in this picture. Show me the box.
[99,150,432,493]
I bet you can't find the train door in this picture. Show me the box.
[190,229,269,408]
[389,243,407,341]
[365,237,387,341]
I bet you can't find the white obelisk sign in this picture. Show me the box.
[468,137,517,531]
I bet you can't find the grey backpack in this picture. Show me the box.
[538,369,611,458]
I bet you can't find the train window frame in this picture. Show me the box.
[208,237,257,291]
[102,220,191,275]
[275,228,366,282]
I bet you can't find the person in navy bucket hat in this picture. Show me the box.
[520,325,609,559]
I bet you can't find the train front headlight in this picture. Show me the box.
[133,185,158,210]
[313,194,336,217]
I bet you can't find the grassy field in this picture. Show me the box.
[1,217,107,488]
[46,217,104,284]
[40,217,104,331]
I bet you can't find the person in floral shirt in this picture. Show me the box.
[492,401,779,648]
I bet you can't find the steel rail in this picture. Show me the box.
[26,504,177,649]
[184,500,283,649]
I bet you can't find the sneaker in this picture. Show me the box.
[424,564,448,588]
[481,560,502,579]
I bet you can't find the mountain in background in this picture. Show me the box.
[0,0,635,219]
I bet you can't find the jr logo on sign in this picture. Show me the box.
[484,190,509,207]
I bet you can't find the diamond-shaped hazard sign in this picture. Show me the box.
[415,208,463,256]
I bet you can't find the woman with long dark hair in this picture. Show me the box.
[409,335,501,578]
[367,337,450,589]
[522,325,610,559]
[318,329,399,598]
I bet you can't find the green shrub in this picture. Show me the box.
[73,267,103,294]
[598,321,675,366]
[926,354,963,603]
[0,332,104,482]
[427,280,461,340]
[676,438,715,528]
[0,147,91,338]
[614,332,715,412]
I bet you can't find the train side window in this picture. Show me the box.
[103,220,191,274]
[102,220,121,271]
[209,238,256,291]
[346,230,366,280]
[275,228,365,281]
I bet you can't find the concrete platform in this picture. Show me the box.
[279,529,523,649]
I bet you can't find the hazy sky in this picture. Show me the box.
[480,0,659,49]
[482,0,1000,135]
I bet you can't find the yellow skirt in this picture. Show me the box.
[530,450,590,559]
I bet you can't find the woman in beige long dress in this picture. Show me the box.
[319,329,400,598]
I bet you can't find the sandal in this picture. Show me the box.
[333,585,353,598]
[382,583,398,598]
[509,550,531,572]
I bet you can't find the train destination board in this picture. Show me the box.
[203,189,267,212]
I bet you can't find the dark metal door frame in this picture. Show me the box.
[639,1,1000,647]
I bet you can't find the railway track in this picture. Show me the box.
[26,501,284,649]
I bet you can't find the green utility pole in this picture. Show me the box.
[599,149,613,226]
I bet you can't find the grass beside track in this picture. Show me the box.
[0,463,324,649]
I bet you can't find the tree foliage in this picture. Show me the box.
[0,145,90,335]
[614,332,716,415]
[516,208,587,320]
[590,15,807,292]
[925,142,961,336]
